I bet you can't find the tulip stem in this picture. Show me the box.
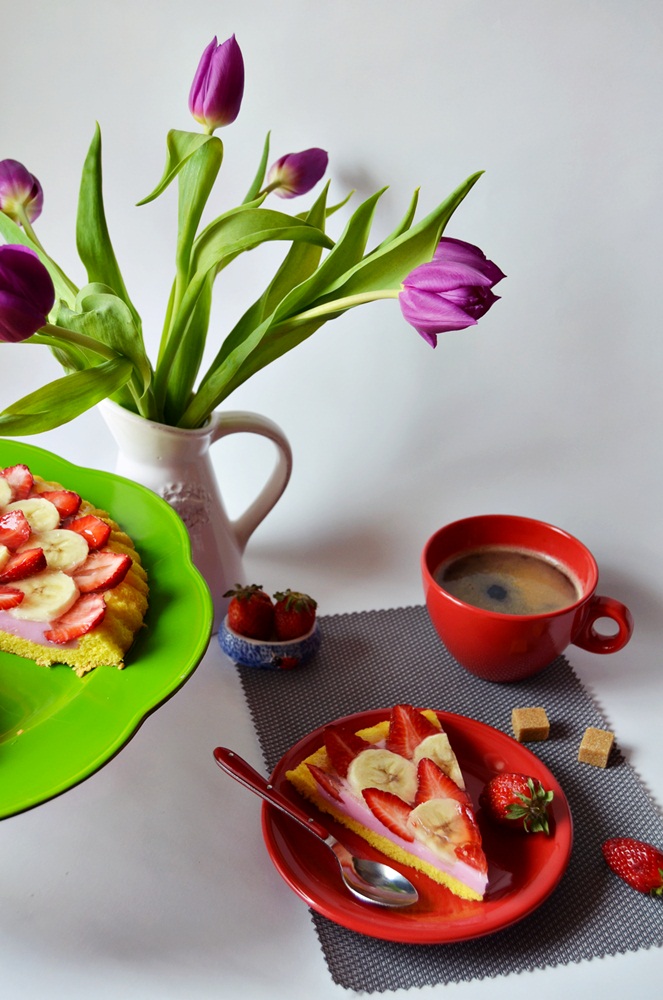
[31,325,122,362]
[276,289,400,331]
[16,208,80,301]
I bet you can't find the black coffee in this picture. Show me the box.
[435,546,580,615]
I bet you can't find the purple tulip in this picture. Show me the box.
[399,237,505,347]
[0,159,44,226]
[0,244,55,343]
[188,35,245,132]
[266,148,328,199]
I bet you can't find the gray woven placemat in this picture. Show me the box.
[236,605,663,993]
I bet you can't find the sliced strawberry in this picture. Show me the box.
[386,704,439,759]
[307,763,343,802]
[73,551,131,593]
[415,757,470,806]
[323,725,372,778]
[455,841,488,874]
[44,593,106,643]
[40,489,81,519]
[0,509,32,550]
[0,547,47,583]
[362,788,414,841]
[67,514,111,550]
[1,464,33,500]
[0,586,25,610]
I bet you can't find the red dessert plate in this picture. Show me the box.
[261,708,573,943]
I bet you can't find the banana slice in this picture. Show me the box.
[0,544,9,571]
[25,529,89,572]
[408,799,469,860]
[5,497,60,533]
[347,748,418,803]
[10,569,79,622]
[0,478,12,508]
[413,733,466,789]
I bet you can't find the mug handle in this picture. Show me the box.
[572,594,634,654]
[209,410,293,553]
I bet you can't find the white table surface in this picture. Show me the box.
[2,1,662,997]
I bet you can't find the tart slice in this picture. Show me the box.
[0,462,148,676]
[286,704,488,901]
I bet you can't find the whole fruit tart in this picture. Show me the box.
[0,462,148,676]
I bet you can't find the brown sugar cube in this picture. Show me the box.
[511,706,550,742]
[577,727,614,768]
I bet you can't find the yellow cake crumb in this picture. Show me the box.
[577,726,614,768]
[511,706,550,742]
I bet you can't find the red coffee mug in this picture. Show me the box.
[421,514,633,683]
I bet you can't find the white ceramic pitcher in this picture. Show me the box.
[99,400,292,632]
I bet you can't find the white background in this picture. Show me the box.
[1,2,662,998]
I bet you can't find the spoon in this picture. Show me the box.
[213,747,419,908]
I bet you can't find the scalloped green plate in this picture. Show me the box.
[0,439,213,820]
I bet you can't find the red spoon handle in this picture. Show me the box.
[213,746,330,841]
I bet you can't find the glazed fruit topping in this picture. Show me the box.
[307,763,343,802]
[73,551,132,594]
[386,702,439,758]
[1,464,34,501]
[0,509,32,549]
[40,489,82,519]
[68,514,111,550]
[0,585,25,610]
[362,787,415,842]
[0,547,47,583]
[415,757,470,807]
[323,725,371,778]
[44,593,107,644]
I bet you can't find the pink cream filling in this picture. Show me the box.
[317,782,488,896]
[0,610,78,649]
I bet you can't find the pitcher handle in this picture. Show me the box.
[208,411,293,553]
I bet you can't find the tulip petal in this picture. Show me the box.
[189,34,244,131]
[399,286,479,345]
[267,148,329,199]
[0,244,55,343]
[0,159,44,225]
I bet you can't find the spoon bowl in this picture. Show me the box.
[213,747,419,908]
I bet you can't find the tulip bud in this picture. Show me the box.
[0,244,55,343]
[188,35,245,133]
[265,148,328,199]
[399,237,505,347]
[0,159,44,226]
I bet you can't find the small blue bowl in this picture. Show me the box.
[218,617,321,670]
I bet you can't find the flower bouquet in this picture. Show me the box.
[0,34,504,436]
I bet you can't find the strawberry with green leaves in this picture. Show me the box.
[273,589,317,640]
[224,583,274,640]
[602,837,663,895]
[479,772,553,834]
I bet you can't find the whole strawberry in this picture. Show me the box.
[273,589,317,640]
[224,584,274,640]
[602,837,663,896]
[479,772,553,834]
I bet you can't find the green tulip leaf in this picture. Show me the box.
[0,212,76,306]
[76,124,141,324]
[191,206,333,276]
[0,358,133,435]
[310,171,483,304]
[55,287,152,395]
[137,130,223,205]
[242,131,271,204]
